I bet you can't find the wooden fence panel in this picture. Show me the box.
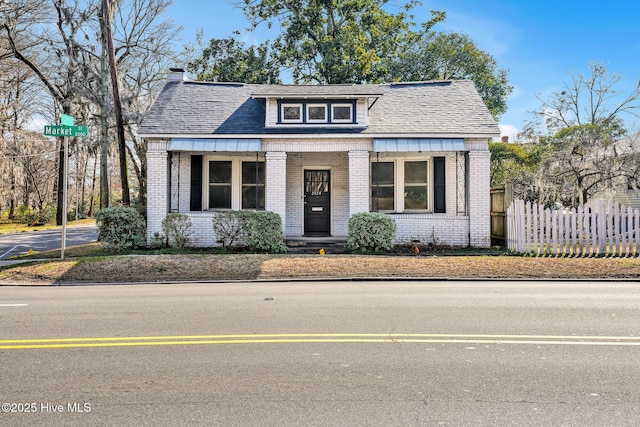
[491,185,513,243]
[506,199,640,257]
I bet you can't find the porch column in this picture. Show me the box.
[265,151,287,231]
[348,150,370,217]
[146,140,170,243]
[468,150,491,248]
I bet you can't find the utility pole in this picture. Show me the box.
[101,0,130,205]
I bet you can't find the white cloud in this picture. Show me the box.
[498,124,519,142]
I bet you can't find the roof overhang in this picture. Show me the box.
[373,138,466,152]
[169,138,262,152]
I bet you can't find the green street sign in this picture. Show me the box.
[44,125,88,137]
[60,114,74,126]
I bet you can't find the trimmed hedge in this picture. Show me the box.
[212,210,287,253]
[240,211,287,253]
[95,206,146,251]
[347,212,396,252]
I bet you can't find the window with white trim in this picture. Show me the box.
[306,104,328,123]
[277,100,356,124]
[370,158,437,212]
[205,158,265,211]
[404,161,428,210]
[331,103,353,123]
[208,161,232,209]
[242,161,265,210]
[371,162,395,211]
[281,103,303,123]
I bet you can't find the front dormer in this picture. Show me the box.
[251,87,382,129]
[278,100,356,124]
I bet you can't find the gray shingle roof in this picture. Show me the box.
[250,84,384,97]
[138,78,500,137]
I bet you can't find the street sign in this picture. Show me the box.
[60,114,74,126]
[43,125,88,137]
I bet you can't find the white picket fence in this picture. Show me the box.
[507,199,640,256]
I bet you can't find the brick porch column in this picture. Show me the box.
[265,151,287,232]
[348,151,370,217]
[467,150,491,248]
[146,140,170,244]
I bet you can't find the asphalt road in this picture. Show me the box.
[0,225,98,259]
[1,280,640,426]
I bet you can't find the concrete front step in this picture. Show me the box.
[286,240,348,254]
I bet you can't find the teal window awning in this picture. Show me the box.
[373,139,465,152]
[170,138,261,152]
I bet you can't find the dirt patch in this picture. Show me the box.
[1,254,639,285]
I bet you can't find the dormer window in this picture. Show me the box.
[253,89,380,128]
[276,100,356,125]
[281,103,303,123]
[331,104,353,123]
[306,104,328,123]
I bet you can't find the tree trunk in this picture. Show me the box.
[8,167,16,219]
[100,110,110,209]
[89,155,97,217]
[80,147,88,217]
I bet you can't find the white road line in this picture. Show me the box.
[0,245,19,259]
[0,304,29,307]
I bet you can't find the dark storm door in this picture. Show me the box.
[304,170,331,235]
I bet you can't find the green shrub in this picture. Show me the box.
[347,212,396,252]
[239,211,287,253]
[212,211,287,253]
[95,206,146,251]
[162,213,193,249]
[15,204,56,225]
[212,211,244,249]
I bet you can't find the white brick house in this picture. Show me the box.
[138,69,499,248]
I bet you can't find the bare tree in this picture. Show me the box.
[114,0,180,206]
[525,63,640,206]
[1,0,96,224]
[0,38,44,217]
[2,0,179,215]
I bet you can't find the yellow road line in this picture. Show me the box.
[1,333,640,350]
[2,333,640,344]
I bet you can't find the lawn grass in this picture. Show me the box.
[2,223,638,285]
[2,252,639,285]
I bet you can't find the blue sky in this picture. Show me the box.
[167,0,640,141]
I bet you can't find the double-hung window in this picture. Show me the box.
[242,161,265,210]
[404,161,428,210]
[371,162,395,211]
[208,161,232,209]
[207,159,265,210]
[371,159,441,212]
